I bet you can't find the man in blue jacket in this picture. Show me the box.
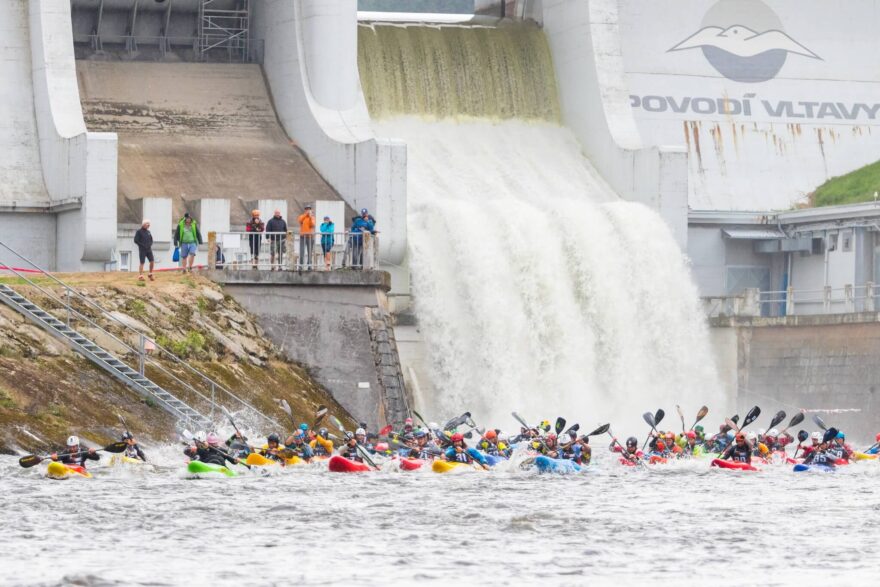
[349,208,377,269]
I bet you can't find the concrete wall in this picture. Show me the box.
[253,0,408,265]
[209,270,409,429]
[0,214,57,270]
[541,0,689,247]
[620,0,880,211]
[30,0,117,270]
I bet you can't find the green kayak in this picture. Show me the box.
[187,461,237,477]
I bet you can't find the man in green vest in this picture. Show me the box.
[173,213,203,272]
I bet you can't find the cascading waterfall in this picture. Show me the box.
[359,23,723,430]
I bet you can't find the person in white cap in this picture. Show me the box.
[133,219,154,281]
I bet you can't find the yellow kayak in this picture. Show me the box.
[47,462,92,479]
[109,455,145,466]
[245,453,304,467]
[431,460,484,474]
[853,452,878,461]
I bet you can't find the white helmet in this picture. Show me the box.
[767,428,779,437]
[67,435,80,446]
[747,432,757,442]
[811,431,822,441]
[355,428,366,436]
[758,428,766,436]
[194,431,207,443]
[429,422,439,430]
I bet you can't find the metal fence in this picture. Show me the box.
[210,231,379,271]
[704,283,879,318]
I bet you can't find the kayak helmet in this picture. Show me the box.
[694,425,704,433]
[746,432,756,442]
[355,427,366,436]
[655,441,666,451]
[767,429,779,438]
[451,433,464,442]
[685,431,696,440]
[665,431,675,440]
[547,433,558,441]
[758,428,766,437]
[567,429,577,438]
[735,433,745,443]
[267,433,281,444]
[299,423,309,431]
[121,431,134,441]
[626,436,638,448]
[207,433,221,446]
[836,431,845,439]
[811,431,822,442]
[876,432,880,442]
[318,428,328,438]
[194,431,207,443]
[67,435,80,447]
[429,422,439,430]
[485,429,497,440]
[414,429,427,439]
[375,442,389,452]
[405,417,414,425]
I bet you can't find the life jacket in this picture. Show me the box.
[728,444,751,463]
[341,445,363,462]
[124,445,141,459]
[450,448,471,463]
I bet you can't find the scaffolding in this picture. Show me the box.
[198,0,251,62]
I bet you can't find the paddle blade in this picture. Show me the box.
[767,410,786,430]
[725,418,739,432]
[279,399,293,418]
[788,412,805,428]
[731,414,740,424]
[642,412,656,429]
[654,409,665,426]
[379,424,393,436]
[555,417,566,436]
[695,405,709,421]
[822,427,838,443]
[18,455,43,468]
[330,416,344,433]
[812,414,828,431]
[587,423,610,437]
[797,429,809,443]
[102,441,128,454]
[741,406,761,429]
[464,431,473,439]
[512,412,530,430]
[444,412,470,431]
[413,410,427,427]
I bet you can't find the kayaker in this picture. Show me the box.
[397,433,417,457]
[864,433,880,455]
[679,431,701,457]
[365,432,379,454]
[720,433,751,464]
[184,432,240,467]
[285,430,315,462]
[620,436,644,462]
[51,435,100,467]
[258,433,286,463]
[309,427,334,457]
[444,433,488,467]
[399,417,415,437]
[479,429,510,458]
[338,433,364,463]
[353,427,370,452]
[121,432,147,462]
[826,431,852,462]
[665,431,682,455]
[225,430,251,459]
[649,439,670,460]
[802,439,834,467]
[694,425,706,446]
[574,435,592,465]
[538,434,562,458]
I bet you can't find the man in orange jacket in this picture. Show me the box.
[298,204,316,271]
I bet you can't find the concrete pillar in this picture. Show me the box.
[786,286,795,316]
[742,288,760,317]
[845,284,854,312]
[133,197,172,243]
[824,286,832,313]
[194,199,231,236]
[866,282,875,312]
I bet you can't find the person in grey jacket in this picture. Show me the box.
[133,219,155,281]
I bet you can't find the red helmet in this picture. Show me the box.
[485,429,497,440]
[735,433,745,442]
[547,433,557,441]
[655,441,666,450]
[876,432,880,442]
[685,431,696,440]
[451,433,464,442]
[665,431,675,439]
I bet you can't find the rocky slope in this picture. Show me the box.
[0,272,355,454]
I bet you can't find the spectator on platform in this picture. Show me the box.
[245,209,265,270]
[174,213,202,273]
[266,209,287,270]
[349,208,377,270]
[320,215,335,271]
[298,204,316,271]
[134,219,155,282]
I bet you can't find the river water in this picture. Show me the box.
[3,448,879,586]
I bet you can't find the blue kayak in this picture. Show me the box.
[534,455,581,474]
[793,463,835,472]
[483,454,506,467]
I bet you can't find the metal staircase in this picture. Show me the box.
[198,0,251,62]
[0,285,211,430]
[0,239,282,433]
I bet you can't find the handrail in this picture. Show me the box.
[0,239,282,431]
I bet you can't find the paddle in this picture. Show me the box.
[555,417,566,437]
[330,416,379,470]
[690,405,709,430]
[676,405,686,433]
[312,405,329,430]
[559,424,581,449]
[728,406,761,432]
[765,410,786,434]
[641,411,658,450]
[791,429,809,460]
[812,414,828,431]
[19,441,128,469]
[222,406,246,444]
[606,426,644,467]
[444,412,471,432]
[654,409,666,428]
[118,413,131,437]
[779,412,805,437]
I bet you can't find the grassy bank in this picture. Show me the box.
[812,159,880,207]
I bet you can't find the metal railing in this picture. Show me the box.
[0,239,282,431]
[211,231,379,271]
[704,283,878,318]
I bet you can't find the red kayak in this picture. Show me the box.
[328,455,372,473]
[399,458,425,471]
[711,458,758,472]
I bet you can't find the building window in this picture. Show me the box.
[841,230,853,252]
[119,251,131,272]
[827,233,838,252]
